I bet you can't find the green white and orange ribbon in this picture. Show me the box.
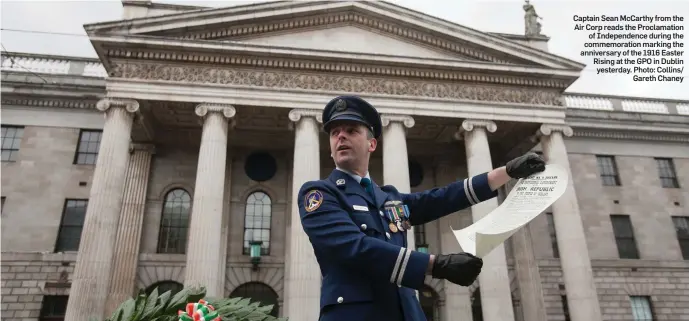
[178,299,221,321]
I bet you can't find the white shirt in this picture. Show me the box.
[335,167,371,184]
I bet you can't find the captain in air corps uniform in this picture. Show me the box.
[297,95,546,321]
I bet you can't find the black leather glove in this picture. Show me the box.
[431,253,483,286]
[506,152,546,179]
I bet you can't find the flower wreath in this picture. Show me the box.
[178,299,221,321]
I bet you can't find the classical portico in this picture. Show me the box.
[59,1,604,321]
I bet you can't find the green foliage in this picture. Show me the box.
[105,286,288,321]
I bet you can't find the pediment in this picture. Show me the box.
[234,25,474,61]
[85,1,585,70]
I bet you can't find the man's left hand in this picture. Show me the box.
[506,152,546,178]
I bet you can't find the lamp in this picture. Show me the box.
[417,244,428,254]
[249,240,263,271]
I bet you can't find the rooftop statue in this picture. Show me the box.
[523,0,543,36]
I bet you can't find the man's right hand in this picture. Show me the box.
[430,253,483,286]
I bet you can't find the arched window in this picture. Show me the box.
[472,287,483,321]
[230,282,279,317]
[419,285,439,321]
[243,191,271,255]
[157,188,191,254]
[146,281,183,296]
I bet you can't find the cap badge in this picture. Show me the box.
[334,99,347,111]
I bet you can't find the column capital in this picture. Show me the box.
[288,109,323,123]
[129,143,156,155]
[381,114,415,128]
[453,119,497,140]
[96,98,140,113]
[194,103,236,119]
[537,124,573,137]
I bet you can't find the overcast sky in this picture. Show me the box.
[1,0,688,100]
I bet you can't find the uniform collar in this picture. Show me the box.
[335,167,370,184]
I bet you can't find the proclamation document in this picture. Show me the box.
[453,164,569,257]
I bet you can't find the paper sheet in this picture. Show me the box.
[452,164,569,257]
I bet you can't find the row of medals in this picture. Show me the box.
[384,201,411,233]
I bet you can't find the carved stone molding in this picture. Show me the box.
[224,265,284,298]
[112,63,565,106]
[624,283,654,296]
[129,143,156,154]
[381,114,415,128]
[1,98,98,109]
[538,124,574,137]
[194,103,236,119]
[453,119,497,140]
[106,52,568,89]
[195,103,237,128]
[166,11,535,66]
[288,109,323,123]
[96,98,140,113]
[136,264,185,290]
[288,109,323,132]
[573,130,689,143]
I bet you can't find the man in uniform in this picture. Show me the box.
[297,96,545,321]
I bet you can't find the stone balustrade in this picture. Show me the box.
[563,93,689,115]
[2,51,687,115]
[1,51,107,78]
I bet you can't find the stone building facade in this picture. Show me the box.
[1,1,688,321]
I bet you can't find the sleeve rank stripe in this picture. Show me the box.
[467,176,479,205]
[463,179,477,205]
[390,247,406,284]
[395,248,413,286]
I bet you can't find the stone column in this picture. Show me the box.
[284,109,322,320]
[105,143,155,315]
[183,104,236,297]
[381,114,416,250]
[436,160,474,321]
[504,180,548,321]
[64,98,139,321]
[455,119,515,321]
[537,124,602,321]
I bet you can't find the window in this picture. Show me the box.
[157,188,191,254]
[655,158,679,188]
[414,224,427,248]
[230,282,279,317]
[146,281,183,296]
[55,199,88,252]
[672,216,689,260]
[419,285,439,321]
[243,191,272,255]
[561,295,571,321]
[1,125,24,162]
[1,196,5,216]
[596,155,620,186]
[39,295,68,321]
[546,212,560,258]
[611,215,639,259]
[629,296,655,321]
[74,130,102,165]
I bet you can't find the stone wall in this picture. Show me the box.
[1,253,75,321]
[539,259,689,321]
[1,125,97,252]
[528,138,689,261]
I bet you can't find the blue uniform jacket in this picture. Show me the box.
[297,169,498,321]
